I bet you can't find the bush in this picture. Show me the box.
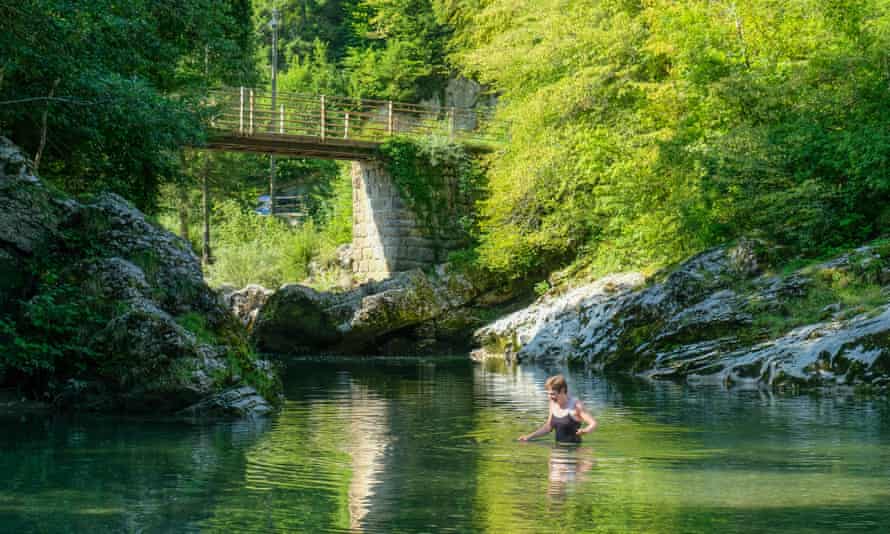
[0,271,113,388]
[206,200,324,288]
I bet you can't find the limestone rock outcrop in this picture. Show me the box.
[474,240,890,391]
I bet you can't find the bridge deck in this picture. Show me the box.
[201,88,505,160]
[206,132,379,160]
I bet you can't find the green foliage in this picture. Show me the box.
[255,0,452,101]
[175,312,218,345]
[750,267,887,340]
[533,280,550,297]
[452,0,890,279]
[0,271,111,381]
[205,200,325,288]
[314,165,355,247]
[379,135,484,243]
[0,0,256,212]
[176,311,281,403]
[345,0,452,100]
[279,39,346,96]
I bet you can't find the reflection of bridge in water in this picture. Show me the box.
[203,88,506,160]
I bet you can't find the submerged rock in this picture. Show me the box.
[474,240,890,392]
[178,385,273,419]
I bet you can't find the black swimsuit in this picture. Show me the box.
[552,399,582,443]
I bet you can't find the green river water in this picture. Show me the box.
[2,357,890,533]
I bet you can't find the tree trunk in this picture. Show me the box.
[34,79,60,172]
[202,158,213,266]
[178,184,190,244]
[270,154,277,216]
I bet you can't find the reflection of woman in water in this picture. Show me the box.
[547,446,595,500]
[518,374,597,443]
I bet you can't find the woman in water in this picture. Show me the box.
[518,374,597,443]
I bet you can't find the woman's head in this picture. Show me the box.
[545,375,568,398]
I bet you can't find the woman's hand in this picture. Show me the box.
[517,434,529,442]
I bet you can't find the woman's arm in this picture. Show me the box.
[574,401,598,436]
[518,413,553,441]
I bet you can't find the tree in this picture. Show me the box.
[0,0,258,212]
[451,0,890,278]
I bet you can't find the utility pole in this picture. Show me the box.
[202,44,213,266]
[269,8,279,217]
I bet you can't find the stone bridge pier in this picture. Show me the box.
[351,161,456,280]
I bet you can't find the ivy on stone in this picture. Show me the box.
[378,135,484,248]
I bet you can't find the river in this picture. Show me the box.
[2,357,890,532]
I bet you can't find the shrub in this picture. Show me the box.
[205,200,324,288]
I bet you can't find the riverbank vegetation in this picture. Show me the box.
[5,0,890,291]
[450,0,890,281]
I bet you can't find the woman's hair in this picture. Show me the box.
[545,374,568,393]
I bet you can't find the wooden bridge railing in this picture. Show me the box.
[206,88,507,148]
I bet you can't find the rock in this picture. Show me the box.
[223,284,273,327]
[0,138,278,416]
[821,303,843,319]
[82,257,152,301]
[655,289,752,345]
[178,385,273,419]
[0,138,61,257]
[683,305,890,389]
[473,243,765,368]
[90,304,216,403]
[252,284,347,352]
[474,272,646,364]
[72,192,216,317]
[473,240,890,391]
[336,244,353,270]
[253,266,486,354]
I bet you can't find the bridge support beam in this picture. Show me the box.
[351,161,445,281]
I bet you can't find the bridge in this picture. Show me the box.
[200,87,506,281]
[203,88,506,160]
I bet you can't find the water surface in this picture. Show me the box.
[2,358,890,532]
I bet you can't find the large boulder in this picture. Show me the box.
[252,265,486,354]
[0,138,277,416]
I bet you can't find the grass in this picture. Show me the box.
[749,264,887,340]
[175,311,282,403]
[174,312,218,345]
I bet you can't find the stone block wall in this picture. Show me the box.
[351,161,457,280]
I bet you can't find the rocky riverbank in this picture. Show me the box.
[0,138,277,417]
[473,240,890,392]
[224,265,514,355]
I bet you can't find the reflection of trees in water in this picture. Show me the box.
[203,358,481,532]
[0,416,270,532]
[610,377,890,460]
[470,361,890,532]
[8,361,890,533]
